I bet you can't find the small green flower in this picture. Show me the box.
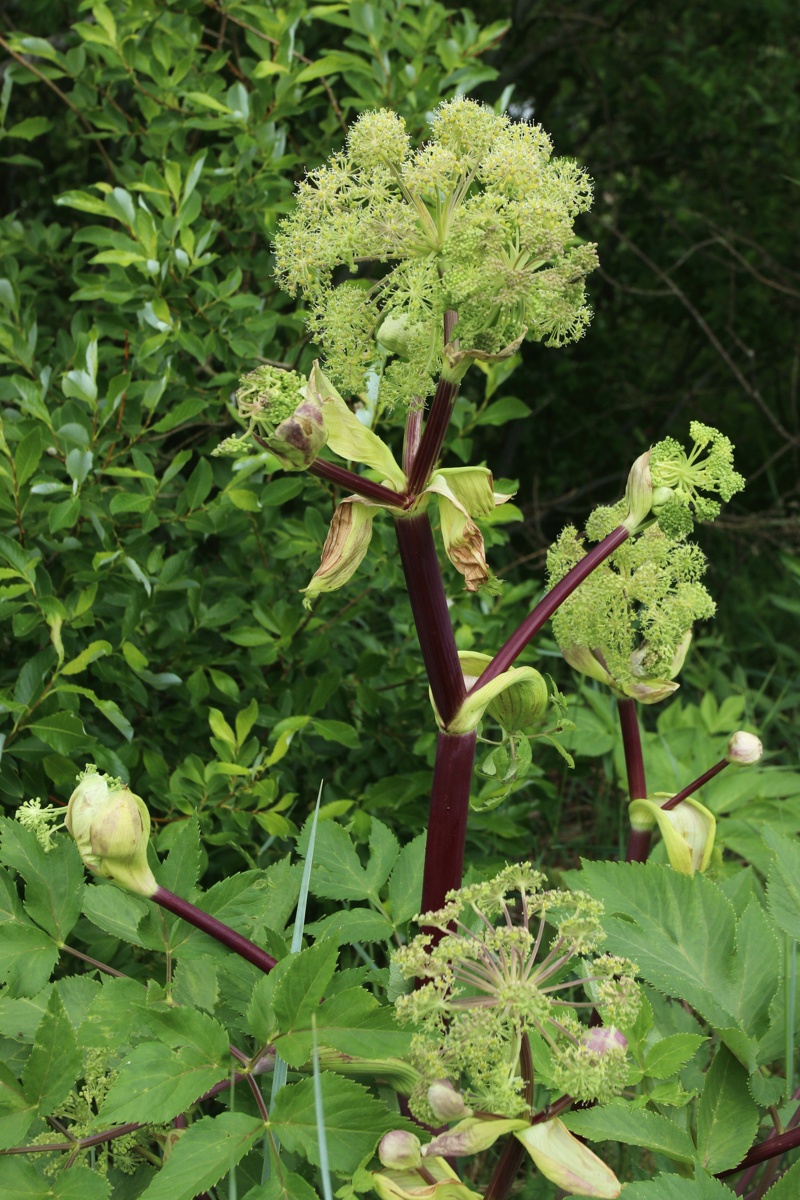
[393,865,639,1121]
[274,98,597,405]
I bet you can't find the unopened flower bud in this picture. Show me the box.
[426,1080,472,1122]
[66,766,157,896]
[580,1027,628,1055]
[378,1131,422,1171]
[726,731,762,766]
[651,485,675,513]
[621,450,653,534]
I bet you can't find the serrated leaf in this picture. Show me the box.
[0,1160,111,1198]
[363,819,399,894]
[564,1100,695,1163]
[762,1158,800,1197]
[98,1040,228,1125]
[157,816,202,897]
[765,827,800,940]
[696,1044,758,1172]
[77,977,147,1049]
[302,820,372,902]
[0,1058,34,1150]
[644,1034,707,1079]
[728,899,781,1047]
[388,832,426,926]
[272,940,339,1065]
[0,820,84,941]
[312,987,412,1059]
[139,1112,263,1200]
[577,862,756,1057]
[270,1075,395,1172]
[82,882,149,945]
[172,956,219,1013]
[304,907,393,944]
[22,988,81,1112]
[0,869,59,997]
[621,1171,736,1199]
[0,987,50,1042]
[242,1170,319,1200]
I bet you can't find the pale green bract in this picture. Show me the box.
[273,98,597,406]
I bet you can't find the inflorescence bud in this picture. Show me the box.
[426,1080,472,1122]
[621,450,653,534]
[726,730,763,766]
[629,791,715,876]
[378,1132,423,1171]
[580,1027,628,1056]
[66,765,157,896]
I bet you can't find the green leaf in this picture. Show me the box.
[98,1039,228,1125]
[0,820,84,941]
[0,869,59,997]
[0,1160,111,1198]
[157,815,202,897]
[139,1112,263,1200]
[620,1171,738,1199]
[310,718,360,748]
[82,882,149,945]
[564,1100,695,1163]
[301,820,372,902]
[304,907,393,945]
[242,1170,319,1200]
[643,1034,706,1079]
[475,395,531,426]
[312,986,412,1059]
[22,988,81,1113]
[58,639,112,675]
[77,977,147,1049]
[0,1058,35,1151]
[181,457,214,510]
[27,711,88,754]
[58,682,135,740]
[576,862,753,1055]
[762,1158,800,1198]
[272,939,339,1065]
[270,1075,395,1172]
[14,428,43,487]
[363,818,399,895]
[0,987,50,1042]
[765,827,800,940]
[695,1044,758,1173]
[388,832,426,925]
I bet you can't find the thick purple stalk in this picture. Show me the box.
[718,1121,800,1178]
[309,458,408,508]
[471,525,630,691]
[153,885,276,973]
[405,376,459,496]
[618,698,651,862]
[403,406,423,477]
[419,731,478,918]
[395,512,465,726]
[662,757,728,811]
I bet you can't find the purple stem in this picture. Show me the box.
[153,885,277,974]
[719,1121,800,1178]
[403,406,423,478]
[405,376,460,496]
[395,512,465,726]
[309,458,408,508]
[661,757,728,811]
[471,525,630,691]
[618,698,651,863]
[419,731,478,920]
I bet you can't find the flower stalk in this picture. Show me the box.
[619,699,651,862]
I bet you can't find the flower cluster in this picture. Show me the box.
[392,864,639,1121]
[650,421,745,536]
[274,98,597,406]
[548,513,715,703]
